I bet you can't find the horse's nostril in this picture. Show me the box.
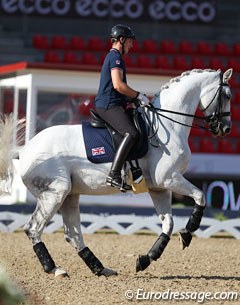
[225,127,231,134]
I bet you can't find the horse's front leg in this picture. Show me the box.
[164,172,206,249]
[60,194,118,277]
[179,203,205,249]
[136,190,173,272]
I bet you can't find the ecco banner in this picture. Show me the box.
[0,0,216,23]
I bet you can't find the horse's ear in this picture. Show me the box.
[223,68,233,83]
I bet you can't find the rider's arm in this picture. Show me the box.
[111,68,138,99]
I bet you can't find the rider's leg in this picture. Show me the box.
[96,106,138,190]
[106,132,135,190]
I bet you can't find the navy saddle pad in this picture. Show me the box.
[82,116,148,164]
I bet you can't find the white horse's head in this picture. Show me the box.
[199,68,233,137]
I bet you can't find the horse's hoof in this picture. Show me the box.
[98,268,118,277]
[50,267,69,278]
[179,230,192,250]
[136,255,150,272]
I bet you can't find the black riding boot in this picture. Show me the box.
[106,133,134,192]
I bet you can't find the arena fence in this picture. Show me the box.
[0,212,239,239]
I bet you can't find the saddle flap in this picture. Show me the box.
[82,109,148,164]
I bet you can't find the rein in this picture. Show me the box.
[141,104,209,147]
[140,80,231,147]
[146,103,210,129]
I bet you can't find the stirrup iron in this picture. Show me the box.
[106,176,132,192]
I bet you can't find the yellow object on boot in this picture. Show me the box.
[128,169,149,194]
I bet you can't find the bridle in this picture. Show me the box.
[139,73,231,146]
[199,75,231,135]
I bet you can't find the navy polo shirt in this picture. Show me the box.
[95,48,127,109]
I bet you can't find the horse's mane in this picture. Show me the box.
[160,68,217,92]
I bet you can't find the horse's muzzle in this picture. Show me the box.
[222,126,231,135]
[210,123,231,137]
[219,119,231,136]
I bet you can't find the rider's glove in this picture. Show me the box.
[136,92,150,107]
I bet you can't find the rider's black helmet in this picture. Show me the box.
[111,24,135,42]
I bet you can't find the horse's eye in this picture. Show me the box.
[224,87,232,100]
[225,93,232,100]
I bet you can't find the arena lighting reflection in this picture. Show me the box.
[204,181,240,211]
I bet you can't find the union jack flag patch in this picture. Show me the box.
[91,146,106,156]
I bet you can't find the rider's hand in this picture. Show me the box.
[137,92,150,107]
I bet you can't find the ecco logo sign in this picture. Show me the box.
[1,0,70,15]
[149,1,216,22]
[75,0,143,19]
[0,0,216,23]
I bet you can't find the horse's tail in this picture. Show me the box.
[0,115,25,196]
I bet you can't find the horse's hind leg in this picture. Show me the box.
[60,194,85,251]
[24,183,70,277]
[60,194,118,277]
[136,190,173,272]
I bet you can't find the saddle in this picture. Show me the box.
[81,108,149,193]
[90,108,148,160]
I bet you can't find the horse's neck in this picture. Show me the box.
[151,75,204,141]
[156,71,219,115]
[158,84,199,116]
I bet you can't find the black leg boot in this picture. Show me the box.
[79,247,118,277]
[136,233,170,272]
[79,247,104,275]
[179,204,205,249]
[33,242,56,273]
[106,133,135,192]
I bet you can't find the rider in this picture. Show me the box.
[94,24,150,191]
